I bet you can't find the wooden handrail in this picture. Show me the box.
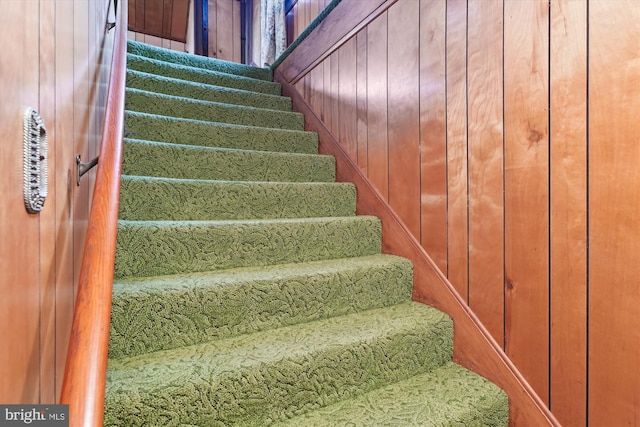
[59,0,127,425]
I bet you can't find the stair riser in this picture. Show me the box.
[128,40,273,81]
[124,113,318,154]
[127,54,281,95]
[114,217,382,279]
[126,70,292,111]
[126,89,305,131]
[109,256,414,358]
[119,178,356,221]
[105,317,453,426]
[121,140,335,183]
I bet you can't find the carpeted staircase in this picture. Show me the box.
[104,41,509,426]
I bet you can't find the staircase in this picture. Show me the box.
[104,41,509,426]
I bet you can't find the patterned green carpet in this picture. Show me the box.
[104,41,509,426]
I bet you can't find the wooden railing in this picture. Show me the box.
[59,1,127,425]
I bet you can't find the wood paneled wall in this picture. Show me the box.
[128,0,190,42]
[278,0,640,425]
[0,0,114,403]
[208,0,241,62]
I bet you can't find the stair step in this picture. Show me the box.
[275,362,509,427]
[109,254,414,359]
[119,176,356,221]
[121,139,335,182]
[126,69,292,111]
[104,302,454,426]
[127,53,281,95]
[124,112,318,154]
[114,216,382,279]
[128,40,273,81]
[125,88,304,131]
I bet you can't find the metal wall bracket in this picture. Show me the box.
[23,108,48,214]
[76,155,99,186]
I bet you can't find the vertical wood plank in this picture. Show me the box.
[171,0,191,42]
[308,63,324,120]
[504,0,550,404]
[322,56,331,124]
[419,0,447,273]
[135,0,145,31]
[445,0,469,302]
[387,0,421,237]
[329,51,340,136]
[39,0,57,404]
[589,0,640,425]
[162,0,173,36]
[356,28,368,173]
[73,0,91,306]
[338,37,357,159]
[549,1,587,425]
[293,2,299,40]
[366,12,388,201]
[467,0,505,346]
[216,0,233,60]
[208,0,218,57]
[54,0,76,401]
[232,0,241,62]
[0,0,42,404]
[310,0,320,24]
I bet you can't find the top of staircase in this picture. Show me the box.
[127,40,273,81]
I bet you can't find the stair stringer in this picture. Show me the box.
[274,67,560,427]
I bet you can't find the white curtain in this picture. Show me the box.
[260,0,286,67]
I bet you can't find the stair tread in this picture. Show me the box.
[114,216,382,279]
[275,362,509,427]
[121,138,334,182]
[127,40,273,81]
[110,254,413,358]
[127,53,281,95]
[126,69,292,111]
[105,302,453,426]
[124,112,318,154]
[125,87,304,130]
[119,175,356,220]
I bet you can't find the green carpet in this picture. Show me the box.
[105,41,509,426]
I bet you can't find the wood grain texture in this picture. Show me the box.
[39,0,57,404]
[504,0,550,403]
[308,63,324,119]
[338,36,357,159]
[215,0,233,61]
[0,0,42,404]
[387,0,421,237]
[54,0,79,402]
[276,67,560,427]
[208,0,218,57]
[467,0,505,347]
[445,0,469,302]
[588,0,640,425]
[278,0,397,83]
[365,13,388,201]
[549,1,587,425]
[356,29,368,173]
[232,0,241,62]
[128,0,189,42]
[59,1,127,424]
[418,0,447,274]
